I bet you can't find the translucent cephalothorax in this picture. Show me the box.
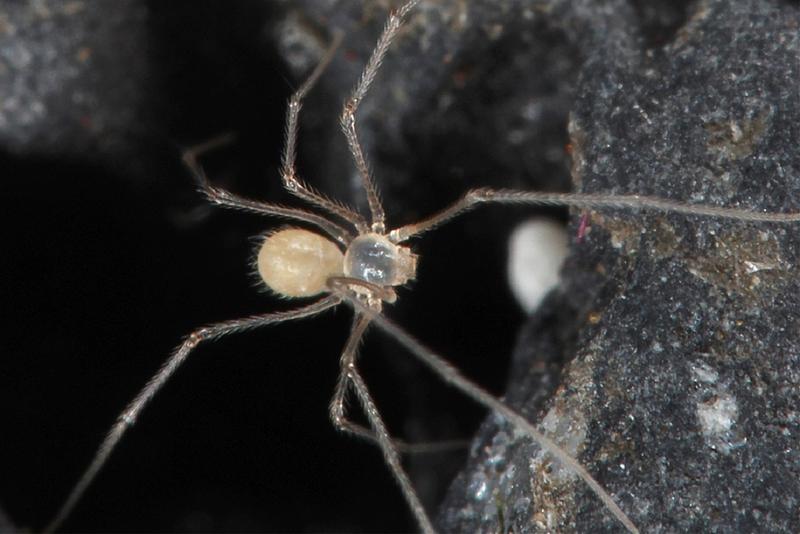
[343,233,417,297]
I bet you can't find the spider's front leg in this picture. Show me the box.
[327,307,434,534]
[181,134,354,246]
[339,0,422,233]
[390,186,800,243]
[336,290,641,534]
[43,297,341,533]
[280,31,369,232]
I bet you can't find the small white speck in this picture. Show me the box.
[474,480,488,500]
[697,395,737,435]
[467,469,491,503]
[744,260,777,273]
[691,361,719,383]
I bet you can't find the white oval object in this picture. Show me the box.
[507,218,568,314]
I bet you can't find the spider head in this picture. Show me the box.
[343,233,418,290]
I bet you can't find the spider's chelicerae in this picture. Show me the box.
[40,1,800,532]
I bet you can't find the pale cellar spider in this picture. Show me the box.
[10,0,800,532]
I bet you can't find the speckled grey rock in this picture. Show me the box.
[0,0,149,159]
[438,0,800,532]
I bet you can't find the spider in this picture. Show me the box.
[39,1,800,532]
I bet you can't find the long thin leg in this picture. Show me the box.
[332,380,467,453]
[281,32,370,232]
[349,367,435,534]
[44,296,341,534]
[340,0,421,232]
[390,187,800,242]
[329,312,372,435]
[183,136,354,247]
[330,318,466,454]
[337,290,640,534]
[329,313,434,534]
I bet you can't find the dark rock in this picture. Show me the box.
[438,0,800,532]
[0,0,149,162]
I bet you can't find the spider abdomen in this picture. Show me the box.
[257,228,344,297]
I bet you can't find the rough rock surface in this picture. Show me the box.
[0,0,149,160]
[437,0,800,532]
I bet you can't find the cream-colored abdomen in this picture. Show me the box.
[257,228,344,297]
